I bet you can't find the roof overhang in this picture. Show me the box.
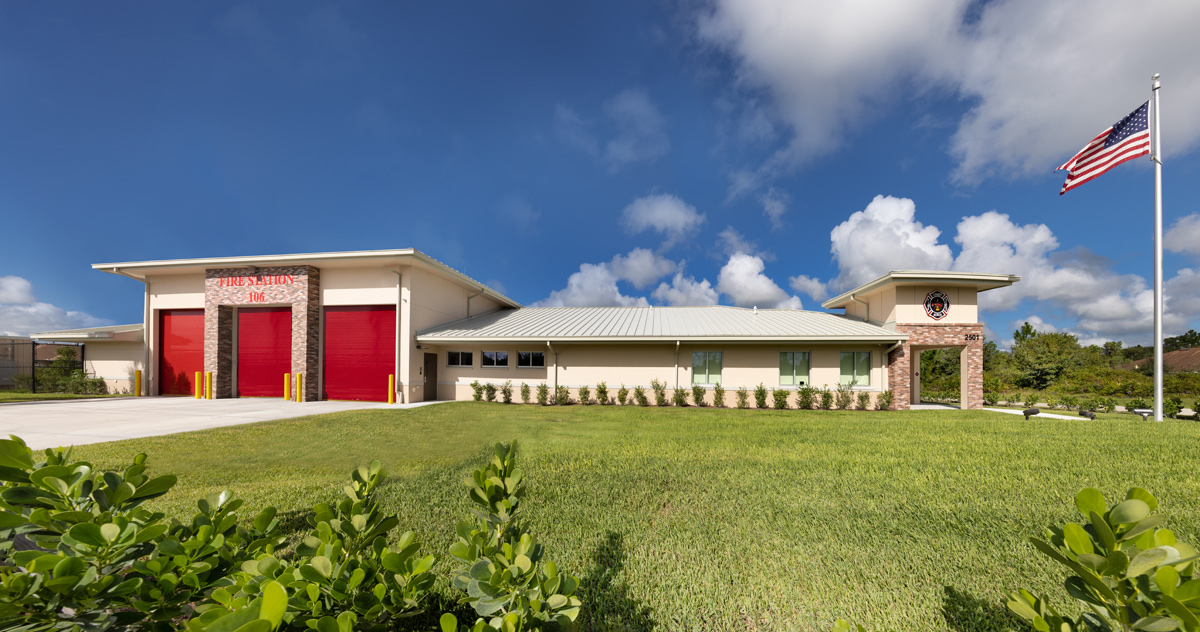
[92,248,521,309]
[822,270,1020,310]
[32,324,144,342]
[416,334,908,344]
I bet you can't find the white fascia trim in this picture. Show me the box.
[822,270,1020,309]
[415,335,909,344]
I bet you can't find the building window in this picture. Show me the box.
[692,351,722,385]
[447,351,473,368]
[779,351,810,386]
[517,351,545,368]
[840,351,871,386]
[482,351,509,368]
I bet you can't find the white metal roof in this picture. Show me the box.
[416,306,907,343]
[32,324,144,341]
[822,270,1019,309]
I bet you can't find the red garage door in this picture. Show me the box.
[159,309,204,396]
[324,305,395,402]
[237,307,292,397]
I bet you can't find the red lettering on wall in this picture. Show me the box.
[218,275,294,288]
[249,291,266,302]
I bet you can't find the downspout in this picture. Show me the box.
[849,293,869,322]
[547,341,556,391]
[112,268,150,396]
[674,341,680,392]
[466,287,485,318]
[391,270,402,402]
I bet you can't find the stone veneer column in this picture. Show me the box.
[204,265,320,400]
[888,323,984,410]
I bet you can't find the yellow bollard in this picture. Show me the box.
[195,372,202,399]
[284,373,291,401]
[134,370,142,397]
[388,374,395,404]
[205,372,213,400]
[295,373,303,402]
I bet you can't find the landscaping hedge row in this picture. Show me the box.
[469,380,894,410]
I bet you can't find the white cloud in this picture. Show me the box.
[788,275,828,302]
[760,187,788,230]
[652,272,720,306]
[620,194,705,249]
[553,104,598,156]
[500,195,540,228]
[0,276,111,336]
[716,253,802,309]
[1165,213,1200,255]
[716,226,773,260]
[531,263,650,308]
[608,248,677,290]
[694,0,1200,189]
[602,89,670,171]
[828,195,953,291]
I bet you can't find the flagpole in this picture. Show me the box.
[1152,73,1164,422]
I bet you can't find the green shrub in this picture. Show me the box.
[1060,395,1079,410]
[578,385,592,405]
[1044,395,1058,409]
[596,381,609,405]
[692,385,706,407]
[1166,396,1183,418]
[471,381,484,401]
[536,383,549,406]
[1098,397,1117,413]
[877,390,893,411]
[484,382,497,402]
[819,389,834,410]
[521,383,532,404]
[1006,486,1198,632]
[1010,393,1023,406]
[617,384,629,406]
[555,385,571,406]
[501,380,513,404]
[1127,397,1150,411]
[771,389,789,410]
[444,441,581,632]
[633,386,648,406]
[796,386,816,410]
[984,391,1000,406]
[672,388,688,407]
[1023,392,1038,408]
[735,387,749,409]
[650,379,668,407]
[712,383,725,408]
[856,391,870,411]
[834,383,854,410]
[753,383,768,409]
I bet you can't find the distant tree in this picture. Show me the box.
[982,339,1005,372]
[1013,322,1038,346]
[1165,329,1200,352]
[1101,341,1124,361]
[1012,330,1082,390]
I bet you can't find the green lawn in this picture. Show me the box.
[0,392,125,403]
[70,403,1200,632]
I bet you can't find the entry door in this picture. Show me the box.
[423,353,438,402]
[159,309,204,395]
[237,307,292,397]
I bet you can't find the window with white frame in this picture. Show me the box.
[517,351,545,368]
[482,351,509,368]
[779,351,810,386]
[447,351,473,368]
[839,351,871,386]
[692,351,723,385]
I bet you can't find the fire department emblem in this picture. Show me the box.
[924,290,950,320]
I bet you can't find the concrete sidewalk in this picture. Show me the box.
[0,397,442,449]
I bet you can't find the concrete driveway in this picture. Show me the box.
[0,397,442,449]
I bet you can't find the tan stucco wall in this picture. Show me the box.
[320,267,401,306]
[894,285,977,324]
[84,341,144,394]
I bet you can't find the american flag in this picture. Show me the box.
[1056,101,1150,194]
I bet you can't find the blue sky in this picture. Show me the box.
[2,1,1200,347]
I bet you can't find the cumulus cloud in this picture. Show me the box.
[608,248,677,290]
[1165,214,1200,256]
[621,194,705,249]
[828,195,953,291]
[716,226,773,260]
[788,275,828,302]
[553,104,598,156]
[531,263,650,308]
[694,0,1200,189]
[602,89,670,171]
[652,271,720,306]
[0,276,111,336]
[760,187,788,230]
[716,253,802,309]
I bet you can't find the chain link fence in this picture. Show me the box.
[0,340,97,393]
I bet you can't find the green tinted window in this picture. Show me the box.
[840,351,870,386]
[692,351,723,385]
[779,351,809,386]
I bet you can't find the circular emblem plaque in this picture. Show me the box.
[924,290,950,320]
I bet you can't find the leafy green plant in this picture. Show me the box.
[1061,395,1079,410]
[796,386,816,410]
[772,389,789,410]
[735,387,748,409]
[672,388,688,407]
[1024,392,1039,408]
[753,384,767,409]
[1166,396,1184,418]
[712,383,725,408]
[1010,393,1024,406]
[578,385,592,406]
[536,383,549,406]
[1099,397,1118,413]
[445,442,581,632]
[984,391,1000,406]
[692,385,706,407]
[596,382,609,405]
[501,381,513,404]
[484,383,498,403]
[834,383,854,410]
[819,389,834,410]
[856,391,870,411]
[520,383,531,405]
[472,381,484,402]
[1006,486,1199,632]
[1128,397,1150,411]
[633,386,648,406]
[832,620,870,632]
[554,386,571,406]
[650,380,667,407]
[617,385,629,406]
[1045,396,1059,409]
[877,390,893,411]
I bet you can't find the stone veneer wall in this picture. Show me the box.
[203,266,320,400]
[887,323,984,410]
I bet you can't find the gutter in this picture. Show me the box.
[466,287,485,318]
[848,293,869,322]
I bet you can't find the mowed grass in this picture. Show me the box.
[71,403,1200,631]
[0,392,125,403]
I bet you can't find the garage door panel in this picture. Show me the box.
[324,305,395,402]
[237,307,291,397]
[159,309,204,396]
